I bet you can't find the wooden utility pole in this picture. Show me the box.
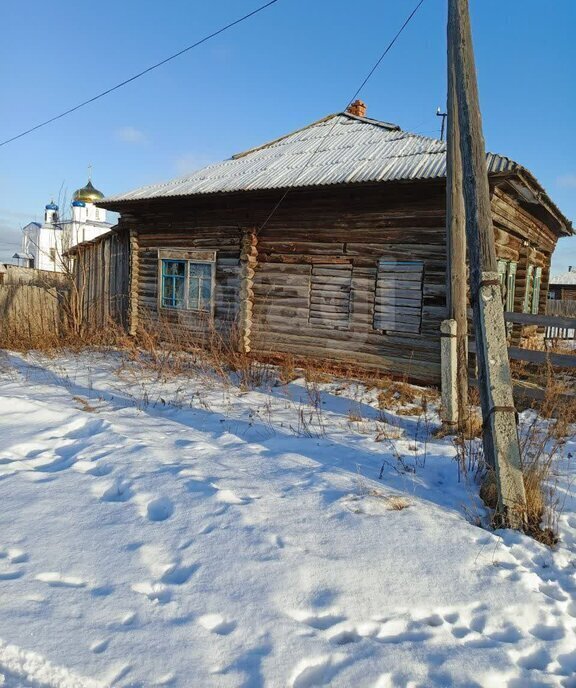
[446,21,468,426]
[448,0,527,528]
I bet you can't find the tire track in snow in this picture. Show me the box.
[0,639,105,688]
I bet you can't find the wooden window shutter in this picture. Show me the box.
[523,264,534,313]
[531,266,542,315]
[497,260,507,290]
[309,262,352,328]
[374,260,424,334]
[505,262,517,312]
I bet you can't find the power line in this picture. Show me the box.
[258,0,426,232]
[0,0,280,148]
[346,0,426,111]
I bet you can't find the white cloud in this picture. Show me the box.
[116,126,147,144]
[557,174,576,189]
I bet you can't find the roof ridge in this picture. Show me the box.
[231,113,339,160]
[231,111,402,161]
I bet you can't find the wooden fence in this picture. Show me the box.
[545,300,576,339]
[71,229,130,329]
[0,284,69,343]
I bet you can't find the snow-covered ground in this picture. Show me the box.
[0,350,575,688]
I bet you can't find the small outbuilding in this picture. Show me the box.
[549,267,576,302]
[74,102,573,384]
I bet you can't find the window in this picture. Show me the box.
[506,262,517,312]
[497,259,517,312]
[309,262,352,328]
[522,264,542,314]
[159,250,215,312]
[161,260,186,309]
[49,248,56,263]
[374,260,424,334]
[523,264,534,313]
[531,266,542,314]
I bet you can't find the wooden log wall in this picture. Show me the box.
[238,228,258,352]
[248,184,449,384]
[490,183,560,344]
[104,177,562,384]
[132,220,242,342]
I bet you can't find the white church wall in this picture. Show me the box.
[17,179,112,274]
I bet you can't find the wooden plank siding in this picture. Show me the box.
[71,230,130,329]
[88,177,563,384]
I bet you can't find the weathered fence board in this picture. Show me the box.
[0,285,68,342]
[70,229,130,330]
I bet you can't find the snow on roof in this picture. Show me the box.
[550,268,576,286]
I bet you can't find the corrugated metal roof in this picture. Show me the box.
[550,268,576,286]
[102,112,518,204]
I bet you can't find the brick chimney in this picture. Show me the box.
[347,99,367,118]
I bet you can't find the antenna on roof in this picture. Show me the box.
[436,107,448,141]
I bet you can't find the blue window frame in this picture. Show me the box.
[160,259,214,311]
[161,260,186,309]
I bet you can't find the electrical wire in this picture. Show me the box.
[0,0,280,148]
[257,0,426,233]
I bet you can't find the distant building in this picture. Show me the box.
[13,178,112,272]
[549,266,576,301]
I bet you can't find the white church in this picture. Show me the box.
[15,178,112,272]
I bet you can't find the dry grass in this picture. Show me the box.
[385,495,411,511]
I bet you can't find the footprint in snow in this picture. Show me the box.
[73,460,113,477]
[35,572,86,588]
[133,494,175,522]
[215,489,251,505]
[289,609,346,630]
[198,613,236,635]
[0,547,28,580]
[160,563,198,585]
[90,638,110,654]
[529,623,565,641]
[289,654,345,688]
[146,497,174,522]
[93,478,133,503]
[131,582,172,604]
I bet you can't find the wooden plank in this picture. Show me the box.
[311,295,350,306]
[311,271,351,287]
[374,295,423,308]
[377,262,424,273]
[469,340,576,368]
[504,311,576,329]
[310,302,350,313]
[310,285,351,295]
[376,279,423,291]
[374,319,421,334]
[374,306,422,319]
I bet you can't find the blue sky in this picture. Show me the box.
[1,0,574,272]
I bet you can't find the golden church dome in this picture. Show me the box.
[73,180,104,204]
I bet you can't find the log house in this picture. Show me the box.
[70,104,572,384]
